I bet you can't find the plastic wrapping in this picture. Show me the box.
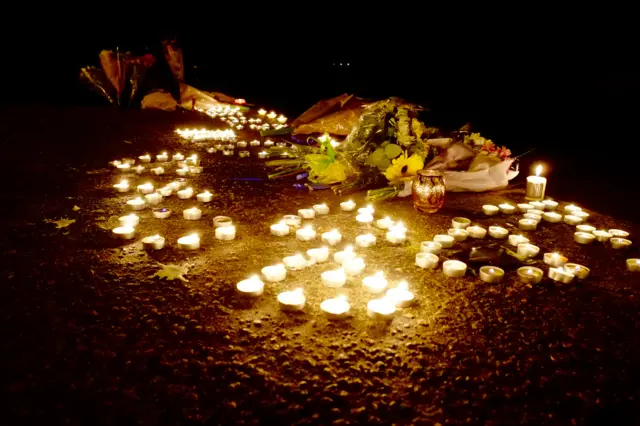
[79,66,116,104]
[293,106,365,136]
[442,159,519,192]
[179,83,221,111]
[127,54,155,105]
[291,94,354,127]
[162,40,184,82]
[99,50,127,103]
[141,91,177,111]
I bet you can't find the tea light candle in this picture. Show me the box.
[420,241,442,254]
[144,192,162,205]
[156,152,169,162]
[183,207,201,220]
[151,167,165,175]
[356,213,374,224]
[113,179,130,192]
[574,211,590,221]
[564,263,590,280]
[119,214,139,227]
[434,234,455,248]
[216,225,236,240]
[173,153,185,161]
[530,202,546,211]
[142,235,165,250]
[479,266,505,283]
[523,213,542,223]
[611,238,632,249]
[206,147,216,154]
[277,288,305,312]
[626,259,640,272]
[467,226,487,239]
[257,151,269,159]
[263,140,274,147]
[238,151,250,158]
[526,165,546,200]
[313,203,329,215]
[386,281,415,308]
[213,216,232,228]
[443,260,467,277]
[362,271,388,294]
[307,246,329,263]
[343,257,366,276]
[196,191,213,202]
[499,203,516,215]
[321,229,342,245]
[528,209,545,217]
[283,253,308,270]
[356,233,377,248]
[488,226,509,239]
[189,166,203,174]
[267,111,277,120]
[517,267,543,284]
[170,179,187,190]
[250,140,261,147]
[482,205,500,216]
[574,232,595,245]
[340,200,356,211]
[113,226,135,240]
[298,208,315,219]
[236,141,248,148]
[609,229,629,238]
[117,163,131,172]
[577,224,596,233]
[283,215,302,226]
[321,268,347,288]
[509,234,530,246]
[127,197,146,211]
[517,243,540,258]
[334,246,357,264]
[270,221,290,236]
[258,108,267,116]
[261,264,286,282]
[186,154,199,165]
[177,187,194,199]
[367,297,397,321]
[320,295,350,319]
[543,212,563,223]
[452,217,471,229]
[543,200,559,211]
[178,234,200,250]
[593,230,613,243]
[447,228,468,242]
[416,252,439,269]
[518,203,534,213]
[564,204,581,215]
[358,205,375,215]
[376,216,394,230]
[386,223,407,244]
[236,276,264,297]
[296,225,316,241]
[564,215,583,225]
[134,165,145,174]
[544,252,567,267]
[137,183,154,194]
[519,219,538,231]
[548,267,575,284]
[152,208,171,219]
[176,167,189,176]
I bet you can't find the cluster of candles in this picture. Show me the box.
[175,128,237,141]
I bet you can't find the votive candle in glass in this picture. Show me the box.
[526,165,546,201]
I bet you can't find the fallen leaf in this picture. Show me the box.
[73,205,81,211]
[97,216,120,230]
[124,140,132,144]
[153,264,189,282]
[45,218,76,229]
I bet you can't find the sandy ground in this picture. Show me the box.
[1,106,640,425]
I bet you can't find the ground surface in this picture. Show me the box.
[1,106,640,425]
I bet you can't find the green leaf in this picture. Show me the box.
[365,148,387,167]
[376,158,391,171]
[384,144,402,159]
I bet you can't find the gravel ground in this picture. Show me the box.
[1,106,640,425]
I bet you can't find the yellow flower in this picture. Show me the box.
[384,151,424,182]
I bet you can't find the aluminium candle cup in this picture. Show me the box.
[564,263,590,280]
[517,203,534,213]
[173,153,185,161]
[523,213,542,223]
[137,183,154,195]
[609,229,630,238]
[356,213,374,224]
[277,290,306,312]
[367,298,396,321]
[508,234,530,246]
[151,167,165,176]
[177,189,194,199]
[530,201,546,210]
[321,269,347,288]
[443,260,467,277]
[488,226,509,239]
[376,217,394,229]
[236,277,264,297]
[593,230,613,243]
[176,168,189,176]
[420,241,443,254]
[543,200,559,211]
[156,154,169,162]
[542,212,563,223]
[113,182,130,193]
[519,219,538,231]
[452,217,471,229]
[138,154,151,163]
[206,147,216,154]
[343,258,366,276]
[270,222,290,236]
[320,297,350,320]
[238,151,250,158]
[517,243,540,258]
[334,247,357,264]
[467,226,487,239]
[313,204,330,215]
[416,252,439,269]
[386,231,407,244]
[224,144,235,150]
[499,204,516,215]
[574,231,595,245]
[298,208,315,219]
[216,226,236,241]
[134,166,145,174]
[307,247,329,263]
[548,267,575,284]
[517,267,543,284]
[250,140,261,147]
[261,265,287,282]
[197,192,213,202]
[152,208,172,219]
[183,208,202,220]
[283,254,308,270]
[283,215,302,226]
[222,149,234,156]
[127,198,146,211]
[119,214,139,227]
[321,231,342,246]
[236,141,248,148]
[189,166,203,174]
[356,234,377,248]
[479,266,505,283]
[626,259,640,272]
[145,193,162,205]
[386,286,415,308]
[113,226,135,240]
[340,200,357,211]
[573,211,590,220]
[362,273,389,294]
[564,205,582,215]
[447,228,468,242]
[142,235,165,250]
[564,215,584,225]
[434,234,455,248]
[482,205,500,216]
[213,216,233,228]
[610,238,632,250]
[177,235,200,250]
[576,224,596,233]
[544,253,568,267]
[296,227,316,241]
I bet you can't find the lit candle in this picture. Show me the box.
[176,167,190,176]
[151,167,165,176]
[610,238,632,250]
[564,204,581,215]
[283,253,308,270]
[267,111,277,120]
[523,213,542,223]
[420,241,442,254]
[186,155,199,166]
[415,252,439,269]
[270,221,290,236]
[376,216,394,229]
[517,203,534,213]
[113,179,130,193]
[296,225,316,241]
[196,191,213,202]
[258,108,267,116]
[156,152,169,162]
[144,193,162,205]
[434,234,455,248]
[216,225,236,241]
[142,235,165,250]
[189,166,203,174]
[626,259,640,272]
[517,243,540,258]
[447,228,468,242]
[250,140,261,147]
[542,212,562,223]
[236,141,247,148]
[277,114,287,124]
[173,153,185,161]
[355,233,377,248]
[152,208,171,219]
[258,151,269,159]
[307,246,329,263]
[263,140,274,147]
[466,226,487,239]
[609,229,630,238]
[544,252,567,267]
[313,203,330,215]
[386,222,407,244]
[113,226,135,240]
[543,200,559,211]
[169,179,187,190]
[488,226,509,239]
[238,151,250,158]
[479,266,505,283]
[451,217,471,229]
[236,275,264,297]
[117,163,131,172]
[178,233,200,250]
[358,205,375,215]
[573,211,590,220]
[283,215,302,226]
[134,165,145,174]
[320,295,350,320]
[443,260,467,277]
[334,245,357,264]
[564,263,590,280]
[499,203,516,215]
[576,224,596,233]
[298,208,315,219]
[528,209,545,216]
[519,219,538,231]
[137,182,154,194]
[574,231,595,245]
[548,267,575,284]
[261,264,286,282]
[386,281,415,308]
[517,267,543,284]
[119,213,139,227]
[563,215,584,225]
[213,216,233,228]
[177,187,194,199]
[222,149,234,156]
[321,229,342,246]
[593,230,613,243]
[277,288,305,312]
[183,207,202,220]
[362,271,388,294]
[509,234,530,246]
[127,197,146,211]
[340,200,356,211]
[525,164,547,201]
[343,257,366,276]
[321,268,347,288]
[367,297,396,321]
[482,204,500,216]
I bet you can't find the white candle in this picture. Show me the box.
[283,253,308,270]
[526,165,546,200]
[151,167,165,176]
[626,259,640,272]
[509,234,530,246]
[238,151,250,158]
[134,165,145,174]
[137,183,154,194]
[609,229,630,238]
[183,207,202,220]
[313,203,330,215]
[156,152,169,162]
[574,231,595,245]
[499,203,516,215]
[420,241,443,254]
[127,197,146,211]
[362,271,388,294]
[258,109,267,116]
[277,288,305,312]
[213,217,230,228]
[416,252,439,269]
[186,154,199,165]
[343,257,366,276]
[544,252,567,267]
[443,260,467,277]
[145,193,162,205]
[321,229,342,246]
[563,215,584,225]
[113,179,130,192]
[173,153,185,161]
[611,238,632,249]
[176,167,190,176]
[236,275,264,297]
[270,221,290,236]
[447,228,468,242]
[236,141,248,148]
[222,149,234,156]
[528,209,545,217]
[152,208,171,219]
[178,233,200,250]
[576,224,596,233]
[548,267,575,284]
[517,203,534,213]
[334,246,357,264]
[564,204,581,215]
[119,214,139,227]
[523,213,542,223]
[117,163,131,172]
[356,213,374,224]
[320,295,350,319]
[482,204,500,216]
[488,226,509,239]
[593,230,613,243]
[298,208,315,219]
[575,210,591,219]
[386,229,407,244]
[479,266,505,283]
[367,297,396,321]
[216,225,236,241]
[517,266,543,284]
[517,243,540,258]
[196,191,213,202]
[142,235,165,250]
[189,166,203,174]
[564,263,590,280]
[358,205,375,215]
[386,281,415,308]
[340,200,356,211]
[467,226,487,239]
[261,264,286,282]
[356,233,377,248]
[376,216,394,230]
[519,219,538,231]
[113,226,135,240]
[542,212,562,223]
[250,140,261,147]
[321,268,347,288]
[452,217,471,229]
[263,140,274,147]
[169,179,186,190]
[177,187,194,199]
[257,151,269,159]
[283,215,302,226]
[543,200,559,211]
[307,246,329,263]
[277,114,287,124]
[267,111,277,120]
[434,234,455,248]
[296,225,316,241]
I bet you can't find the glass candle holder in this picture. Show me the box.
[412,169,445,214]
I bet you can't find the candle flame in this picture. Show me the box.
[397,280,408,291]
[535,164,542,176]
